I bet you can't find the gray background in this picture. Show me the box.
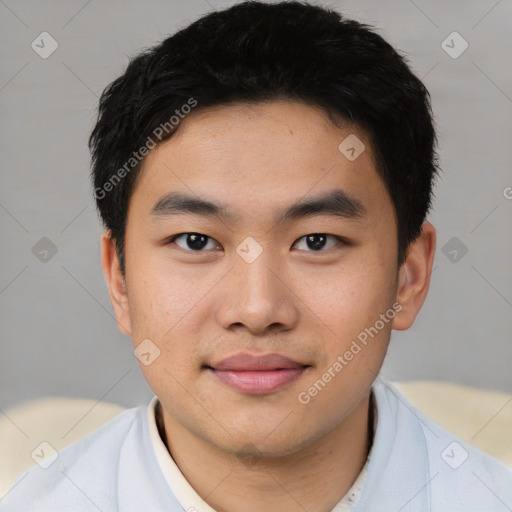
[1,0,511,412]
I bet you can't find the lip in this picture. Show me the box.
[211,352,305,371]
[207,352,310,395]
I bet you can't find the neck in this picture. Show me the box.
[158,393,374,512]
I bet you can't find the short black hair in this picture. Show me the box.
[89,0,440,276]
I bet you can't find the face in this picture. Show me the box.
[103,100,431,458]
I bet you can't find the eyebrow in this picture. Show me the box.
[150,189,367,224]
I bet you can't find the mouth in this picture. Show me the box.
[204,352,312,395]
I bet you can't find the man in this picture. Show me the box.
[2,1,511,511]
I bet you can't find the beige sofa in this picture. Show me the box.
[1,380,511,499]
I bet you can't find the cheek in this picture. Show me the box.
[127,254,193,335]
[308,257,395,356]
[130,279,205,404]
[127,270,211,376]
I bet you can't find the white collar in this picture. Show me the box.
[147,394,376,511]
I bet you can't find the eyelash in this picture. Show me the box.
[166,232,347,253]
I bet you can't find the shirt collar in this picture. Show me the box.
[147,391,378,512]
[350,375,431,511]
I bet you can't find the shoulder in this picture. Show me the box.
[375,377,512,510]
[416,403,512,510]
[0,406,144,512]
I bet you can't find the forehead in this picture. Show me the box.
[128,100,393,227]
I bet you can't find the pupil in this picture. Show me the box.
[188,233,208,250]
[307,234,326,250]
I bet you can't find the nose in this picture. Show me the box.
[216,251,299,336]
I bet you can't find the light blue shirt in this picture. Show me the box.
[2,375,511,511]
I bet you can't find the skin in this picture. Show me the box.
[102,100,436,512]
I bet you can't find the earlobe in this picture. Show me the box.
[392,222,436,331]
[101,230,132,336]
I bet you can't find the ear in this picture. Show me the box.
[101,230,132,336]
[392,222,436,331]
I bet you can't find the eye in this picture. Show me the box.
[167,232,220,252]
[293,233,344,252]
[166,232,345,253]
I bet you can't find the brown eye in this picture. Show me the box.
[293,234,343,252]
[168,233,220,251]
